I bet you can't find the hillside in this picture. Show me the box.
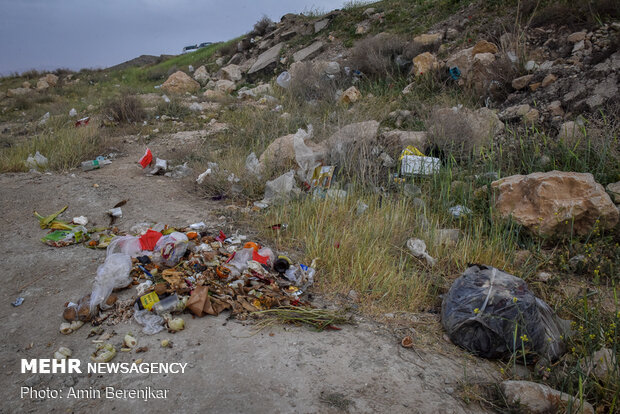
[0,0,619,412]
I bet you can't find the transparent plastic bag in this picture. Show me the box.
[441,265,570,360]
[223,248,253,277]
[107,235,143,257]
[133,303,165,335]
[152,232,188,267]
[276,71,291,88]
[89,253,132,313]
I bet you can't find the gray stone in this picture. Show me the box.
[314,19,329,33]
[607,181,620,203]
[219,64,242,82]
[512,75,533,90]
[501,380,594,414]
[293,41,324,62]
[248,42,284,74]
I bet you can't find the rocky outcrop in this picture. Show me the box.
[193,66,210,84]
[219,64,242,82]
[248,43,284,74]
[161,71,200,94]
[292,41,324,62]
[412,52,439,76]
[491,171,619,237]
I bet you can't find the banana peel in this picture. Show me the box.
[34,206,68,229]
[49,220,75,231]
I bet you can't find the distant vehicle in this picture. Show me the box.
[182,44,198,54]
[198,42,213,49]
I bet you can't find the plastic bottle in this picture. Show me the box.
[81,156,110,171]
[151,294,181,315]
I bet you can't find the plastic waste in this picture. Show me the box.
[151,294,184,315]
[448,205,472,218]
[276,71,291,88]
[274,256,291,273]
[406,238,436,266]
[26,151,49,169]
[162,94,171,103]
[133,303,165,335]
[72,216,88,225]
[224,248,253,277]
[38,112,50,126]
[441,264,570,360]
[262,170,300,205]
[245,152,262,177]
[12,297,24,307]
[189,221,207,231]
[256,247,275,267]
[74,116,90,127]
[107,235,143,257]
[89,253,132,313]
[136,280,153,296]
[107,207,122,218]
[152,232,188,267]
[81,156,111,171]
[150,158,167,175]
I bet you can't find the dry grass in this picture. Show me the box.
[348,33,408,79]
[103,94,146,124]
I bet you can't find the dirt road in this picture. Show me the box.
[0,139,497,413]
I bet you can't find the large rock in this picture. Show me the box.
[292,41,324,62]
[412,33,442,49]
[501,380,594,414]
[39,73,58,87]
[339,86,361,104]
[557,121,585,144]
[607,181,620,203]
[161,71,200,94]
[7,87,32,97]
[248,42,284,74]
[327,121,380,160]
[219,64,242,82]
[472,40,498,56]
[412,52,439,76]
[259,132,326,170]
[215,79,235,93]
[445,47,474,74]
[380,130,427,151]
[36,80,50,90]
[491,171,619,237]
[428,106,503,154]
[512,74,533,90]
[193,66,210,84]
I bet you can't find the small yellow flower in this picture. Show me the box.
[474,308,480,314]
[500,368,505,374]
[571,347,576,353]
[546,367,551,372]
[520,334,529,342]
[589,334,596,340]
[593,269,599,276]
[513,297,518,303]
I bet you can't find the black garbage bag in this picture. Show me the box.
[441,264,570,360]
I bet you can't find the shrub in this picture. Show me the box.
[156,99,190,119]
[348,33,407,79]
[287,61,340,102]
[252,15,273,36]
[103,94,145,123]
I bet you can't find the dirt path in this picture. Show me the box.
[0,138,497,413]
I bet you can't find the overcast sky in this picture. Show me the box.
[0,0,347,75]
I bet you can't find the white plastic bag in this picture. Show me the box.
[133,304,165,335]
[90,253,132,313]
[276,71,291,88]
[106,235,143,257]
[152,232,188,267]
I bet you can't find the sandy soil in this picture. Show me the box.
[0,136,498,413]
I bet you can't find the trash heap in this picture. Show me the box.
[33,209,319,337]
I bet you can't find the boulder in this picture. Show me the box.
[22,81,31,89]
[292,41,324,62]
[586,348,617,380]
[607,181,620,204]
[248,42,284,74]
[36,80,50,90]
[219,64,242,82]
[193,66,210,84]
[446,47,474,77]
[161,71,200,94]
[259,132,326,170]
[327,121,380,160]
[557,121,585,143]
[472,40,498,56]
[40,74,58,87]
[412,33,442,49]
[7,87,31,97]
[339,86,361,104]
[215,79,235,93]
[412,52,439,76]
[314,19,329,33]
[500,380,594,414]
[491,171,619,237]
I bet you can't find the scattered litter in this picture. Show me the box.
[89,253,133,313]
[107,207,122,218]
[400,146,440,176]
[123,333,137,348]
[69,108,77,117]
[139,148,153,169]
[60,320,84,334]
[91,343,117,362]
[245,152,262,177]
[54,346,72,360]
[448,205,472,218]
[75,116,90,127]
[262,170,300,205]
[441,264,571,360]
[310,165,334,189]
[81,156,111,171]
[276,71,291,88]
[149,158,168,175]
[401,336,414,348]
[12,297,24,307]
[449,66,461,80]
[169,163,191,178]
[196,168,213,184]
[406,238,436,266]
[72,216,88,226]
[25,151,48,169]
[189,102,202,112]
[189,222,207,231]
[38,112,50,126]
[162,94,170,103]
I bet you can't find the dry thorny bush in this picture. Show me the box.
[103,94,146,124]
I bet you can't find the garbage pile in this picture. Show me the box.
[33,208,320,338]
[441,264,571,361]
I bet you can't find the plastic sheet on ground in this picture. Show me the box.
[441,264,570,360]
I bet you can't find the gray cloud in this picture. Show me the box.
[0,0,345,75]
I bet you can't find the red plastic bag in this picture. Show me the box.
[139,148,153,168]
[139,229,163,251]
